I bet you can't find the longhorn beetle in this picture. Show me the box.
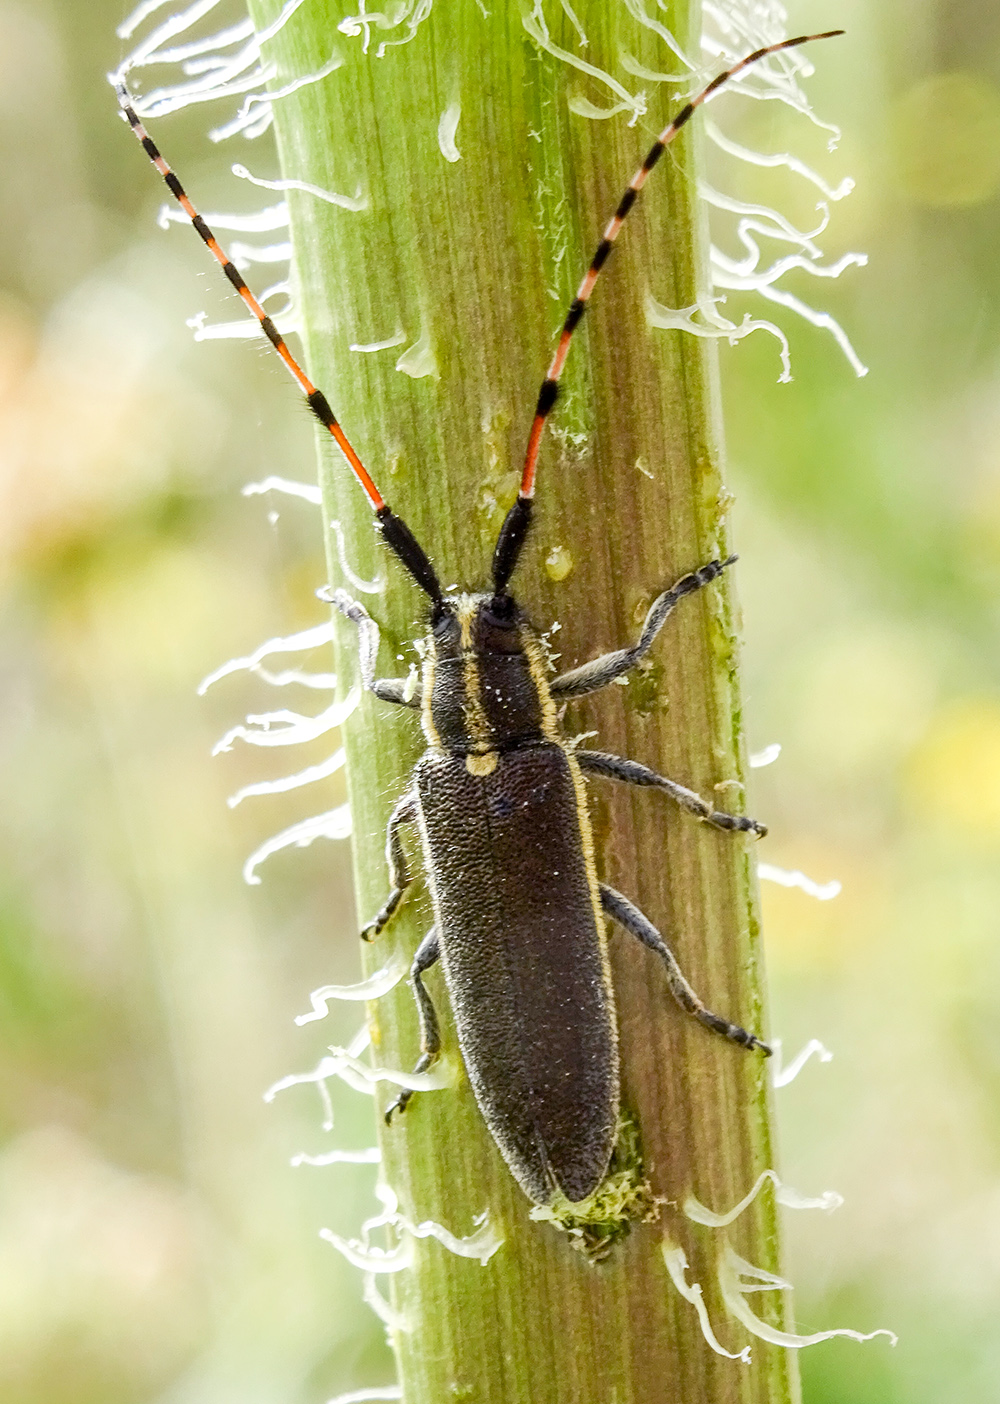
[116,29,841,1208]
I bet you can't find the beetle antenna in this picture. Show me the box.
[491,28,845,596]
[114,82,443,603]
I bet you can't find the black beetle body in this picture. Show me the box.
[336,581,769,1206]
[415,595,616,1203]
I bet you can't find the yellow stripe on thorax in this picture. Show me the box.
[521,627,561,744]
[420,635,441,749]
[459,596,497,776]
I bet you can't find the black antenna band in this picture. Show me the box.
[492,496,533,595]
[378,506,443,602]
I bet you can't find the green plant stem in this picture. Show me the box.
[248,2,800,1400]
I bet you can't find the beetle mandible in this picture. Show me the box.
[116,28,842,1207]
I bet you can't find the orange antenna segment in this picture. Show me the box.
[115,83,385,514]
[518,30,845,501]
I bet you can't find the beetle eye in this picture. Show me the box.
[431,605,459,640]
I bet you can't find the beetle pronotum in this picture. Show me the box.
[116,28,842,1207]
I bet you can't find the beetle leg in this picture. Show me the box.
[551,557,734,699]
[372,677,421,707]
[362,790,419,941]
[321,586,422,708]
[385,927,442,1123]
[577,750,766,837]
[599,884,770,1055]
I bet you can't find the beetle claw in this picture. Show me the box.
[385,1089,413,1123]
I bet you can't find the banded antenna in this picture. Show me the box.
[490,29,844,597]
[114,83,443,603]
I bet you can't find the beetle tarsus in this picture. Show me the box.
[577,750,767,837]
[361,886,404,941]
[703,810,768,838]
[385,1051,436,1123]
[699,1010,772,1057]
[600,883,769,1056]
[385,1090,412,1123]
[551,556,738,699]
[361,791,418,940]
[386,929,442,1122]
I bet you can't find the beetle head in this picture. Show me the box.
[429,593,527,661]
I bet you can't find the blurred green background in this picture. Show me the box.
[2,0,999,1400]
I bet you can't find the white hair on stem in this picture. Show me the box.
[525,1,647,125]
[264,1046,454,1103]
[198,621,335,693]
[243,475,322,505]
[292,1147,382,1166]
[227,238,294,268]
[362,1271,407,1335]
[157,201,288,231]
[230,161,368,210]
[646,289,792,382]
[320,1179,503,1274]
[683,1168,843,1228]
[325,1388,402,1404]
[226,748,346,808]
[337,0,435,59]
[187,305,300,339]
[437,102,462,161]
[241,804,353,885]
[718,1245,898,1350]
[662,1239,752,1362]
[212,692,359,752]
[294,950,410,1023]
[769,1036,835,1089]
[121,0,868,379]
[758,862,842,901]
